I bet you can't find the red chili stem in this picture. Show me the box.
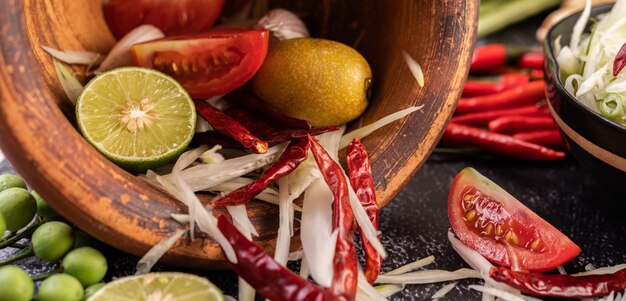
[513,130,565,151]
[490,266,626,298]
[455,81,546,114]
[488,115,558,135]
[226,91,312,130]
[265,127,339,146]
[613,41,626,76]
[441,123,565,161]
[225,107,277,138]
[216,215,333,301]
[450,104,549,126]
[308,135,358,301]
[463,74,530,97]
[210,138,310,206]
[195,101,269,154]
[518,52,545,70]
[346,138,381,284]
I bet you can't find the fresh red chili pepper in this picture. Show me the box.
[490,266,626,298]
[614,41,626,76]
[265,127,339,146]
[216,215,334,301]
[513,130,565,151]
[529,69,544,80]
[308,135,357,301]
[455,80,546,114]
[450,104,549,126]
[463,74,530,97]
[470,44,507,73]
[211,138,310,206]
[346,138,381,285]
[518,51,545,70]
[225,107,277,138]
[226,91,312,130]
[441,123,565,161]
[488,115,558,135]
[195,101,269,154]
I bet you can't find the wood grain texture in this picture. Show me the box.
[0,0,477,268]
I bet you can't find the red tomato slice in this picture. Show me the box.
[448,167,581,272]
[131,29,269,99]
[103,0,224,38]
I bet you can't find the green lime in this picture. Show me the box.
[0,174,26,192]
[0,212,5,236]
[0,187,36,230]
[83,283,106,300]
[62,247,108,286]
[38,274,84,301]
[75,67,196,172]
[32,190,59,219]
[0,266,33,301]
[87,272,223,301]
[32,221,74,262]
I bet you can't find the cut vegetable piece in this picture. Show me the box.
[131,29,269,98]
[226,205,258,237]
[374,284,404,298]
[383,255,435,276]
[402,50,425,87]
[340,106,422,148]
[42,46,103,65]
[135,228,186,275]
[468,285,525,301]
[374,268,480,284]
[97,25,165,72]
[448,167,581,272]
[274,177,291,265]
[88,272,224,301]
[53,60,84,104]
[432,282,457,299]
[76,67,196,172]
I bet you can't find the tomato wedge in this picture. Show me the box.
[103,0,224,38]
[448,167,581,272]
[131,29,269,99]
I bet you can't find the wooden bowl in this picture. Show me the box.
[0,0,478,268]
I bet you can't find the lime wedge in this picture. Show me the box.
[76,67,196,172]
[87,272,223,301]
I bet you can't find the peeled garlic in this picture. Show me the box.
[256,8,309,41]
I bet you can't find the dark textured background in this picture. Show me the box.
[3,12,626,301]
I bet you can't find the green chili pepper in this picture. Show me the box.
[600,93,624,122]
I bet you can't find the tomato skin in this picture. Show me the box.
[448,167,581,272]
[103,0,224,38]
[131,29,269,99]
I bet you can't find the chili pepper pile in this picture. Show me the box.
[440,43,567,161]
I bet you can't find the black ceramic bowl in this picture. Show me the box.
[544,3,626,191]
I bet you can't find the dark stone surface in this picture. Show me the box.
[3,11,625,301]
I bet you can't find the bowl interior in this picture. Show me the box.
[0,0,477,267]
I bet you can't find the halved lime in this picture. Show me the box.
[87,272,223,301]
[76,67,196,172]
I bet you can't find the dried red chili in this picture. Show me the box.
[216,215,334,301]
[191,131,241,149]
[225,107,277,138]
[487,115,558,135]
[308,135,357,301]
[455,81,546,114]
[490,266,626,298]
[450,104,549,126]
[462,74,529,97]
[346,138,381,284]
[226,91,312,130]
[441,123,565,161]
[195,101,268,154]
[211,138,310,206]
[614,41,626,76]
